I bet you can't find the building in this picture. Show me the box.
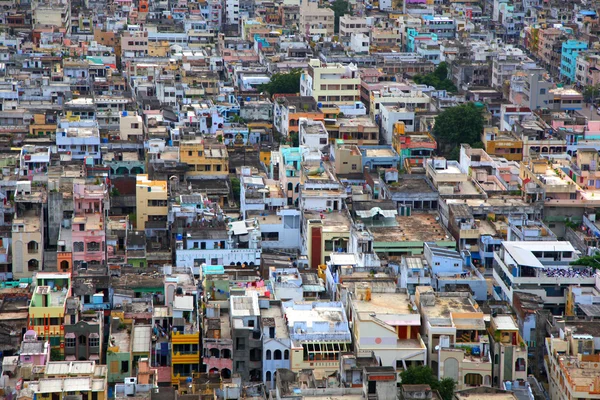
[488,315,528,387]
[28,361,108,400]
[347,283,427,379]
[28,272,72,356]
[282,300,352,376]
[492,241,595,312]
[230,292,262,381]
[261,303,291,389]
[299,3,335,38]
[300,59,361,106]
[560,40,588,83]
[179,139,229,179]
[135,174,168,233]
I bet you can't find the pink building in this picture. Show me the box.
[19,330,50,366]
[71,183,107,273]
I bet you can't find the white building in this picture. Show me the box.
[493,241,594,307]
[55,119,101,164]
[350,33,370,54]
[225,0,240,25]
[175,219,262,273]
[261,304,291,389]
[299,118,329,153]
[239,175,286,218]
[380,104,416,144]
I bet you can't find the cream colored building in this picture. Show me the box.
[546,326,600,400]
[300,59,361,105]
[339,16,370,38]
[299,3,334,38]
[135,174,168,231]
[347,283,427,381]
[119,112,143,141]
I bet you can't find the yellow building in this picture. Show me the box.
[28,361,108,400]
[29,113,58,136]
[135,174,168,230]
[300,59,361,105]
[179,139,229,179]
[171,295,201,387]
[28,272,72,353]
[148,40,171,57]
[481,127,523,161]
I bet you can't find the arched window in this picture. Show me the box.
[295,184,300,193]
[287,182,293,191]
[266,371,272,382]
[266,350,272,360]
[284,350,289,360]
[515,358,526,372]
[274,349,282,360]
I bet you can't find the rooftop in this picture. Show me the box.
[371,213,451,242]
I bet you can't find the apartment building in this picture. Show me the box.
[488,315,528,386]
[71,182,107,272]
[135,174,168,232]
[282,300,352,376]
[493,241,595,312]
[28,361,108,400]
[347,283,427,379]
[299,3,334,38]
[560,40,588,83]
[179,139,229,179]
[300,59,361,106]
[28,272,72,355]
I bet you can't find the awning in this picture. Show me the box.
[89,333,100,339]
[65,332,76,339]
[89,354,100,361]
[303,285,326,292]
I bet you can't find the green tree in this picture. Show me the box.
[432,102,484,159]
[582,85,600,103]
[413,62,457,92]
[329,0,350,33]
[258,69,302,96]
[400,366,456,400]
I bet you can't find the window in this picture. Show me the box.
[284,350,289,360]
[266,350,272,360]
[351,164,357,170]
[236,337,245,350]
[464,373,483,386]
[274,350,282,360]
[319,138,327,145]
[66,337,76,347]
[79,335,87,345]
[89,337,99,347]
[121,360,129,373]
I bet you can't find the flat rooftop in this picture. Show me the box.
[371,213,451,242]
[387,175,435,193]
[261,306,289,339]
[304,210,352,232]
[352,292,418,317]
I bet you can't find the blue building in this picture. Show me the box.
[406,28,438,52]
[359,145,400,170]
[560,40,588,82]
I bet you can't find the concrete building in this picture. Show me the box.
[282,300,352,376]
[179,139,229,179]
[492,241,594,312]
[29,272,72,355]
[12,184,45,279]
[560,40,588,83]
[135,174,168,233]
[261,303,291,389]
[230,292,262,381]
[300,59,361,106]
[299,3,335,38]
[347,283,427,379]
[488,315,528,387]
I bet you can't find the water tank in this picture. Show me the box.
[246,97,251,101]
[122,111,128,117]
[317,102,323,108]
[505,381,512,391]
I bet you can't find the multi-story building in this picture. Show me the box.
[170,290,200,387]
[28,272,72,355]
[299,3,334,38]
[282,300,352,376]
[12,181,46,279]
[392,122,437,170]
[230,292,262,381]
[71,182,107,272]
[55,119,101,164]
[575,51,600,87]
[64,311,104,362]
[537,28,564,76]
[545,322,600,400]
[348,283,427,380]
[135,174,168,233]
[493,241,595,312]
[300,59,361,106]
[179,139,229,179]
[560,40,588,83]
[274,96,324,139]
[488,315,528,386]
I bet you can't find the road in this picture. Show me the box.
[578,104,600,121]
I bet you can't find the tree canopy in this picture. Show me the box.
[258,69,302,96]
[413,62,457,92]
[432,102,485,159]
[400,366,456,400]
[329,0,350,33]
